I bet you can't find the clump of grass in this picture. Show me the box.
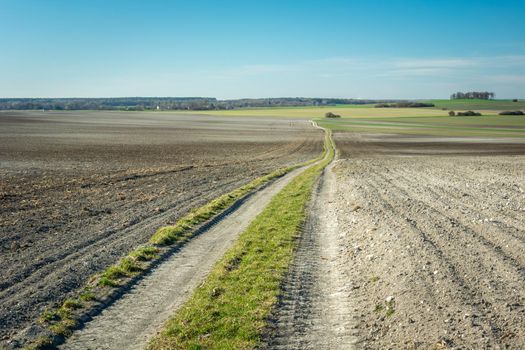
[374,298,396,317]
[147,128,334,349]
[48,317,77,336]
[62,299,82,310]
[98,276,118,287]
[79,290,96,302]
[374,303,384,312]
[129,246,160,261]
[370,276,380,283]
[97,256,143,286]
[385,298,396,317]
[39,309,59,323]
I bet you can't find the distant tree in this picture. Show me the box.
[449,111,456,116]
[457,111,482,116]
[499,110,524,115]
[325,112,341,118]
[375,102,434,108]
[513,99,519,102]
[451,91,495,100]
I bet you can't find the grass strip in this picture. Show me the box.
[28,126,328,350]
[147,128,334,349]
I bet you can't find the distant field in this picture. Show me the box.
[190,99,525,120]
[428,99,525,110]
[189,101,525,137]
[317,115,525,137]
[194,106,447,119]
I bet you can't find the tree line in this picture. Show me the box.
[0,97,394,111]
[450,92,495,100]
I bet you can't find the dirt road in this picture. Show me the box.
[263,160,357,349]
[0,111,322,343]
[59,163,312,350]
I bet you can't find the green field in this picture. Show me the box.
[193,99,524,120]
[427,99,525,111]
[317,115,525,137]
[191,100,525,138]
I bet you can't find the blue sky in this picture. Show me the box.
[1,0,524,99]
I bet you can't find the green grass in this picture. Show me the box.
[147,129,334,350]
[428,99,525,111]
[317,114,525,138]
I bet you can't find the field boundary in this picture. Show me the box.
[146,125,334,349]
[22,125,327,350]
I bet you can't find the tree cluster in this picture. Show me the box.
[499,110,524,115]
[456,111,482,116]
[450,92,495,100]
[324,112,341,118]
[375,102,435,108]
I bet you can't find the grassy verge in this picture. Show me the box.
[28,127,328,350]
[147,128,334,349]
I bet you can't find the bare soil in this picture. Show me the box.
[0,111,323,343]
[336,132,525,158]
[333,132,525,348]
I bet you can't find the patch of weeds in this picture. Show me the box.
[370,276,380,283]
[101,266,127,281]
[385,299,396,317]
[374,303,384,312]
[130,246,160,261]
[150,226,186,246]
[62,299,82,310]
[119,257,143,274]
[48,317,77,336]
[39,309,58,323]
[98,276,118,287]
[79,290,96,302]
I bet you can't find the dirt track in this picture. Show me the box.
[59,162,310,350]
[333,134,525,348]
[263,162,357,349]
[0,111,323,343]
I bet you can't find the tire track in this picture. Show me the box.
[262,162,358,349]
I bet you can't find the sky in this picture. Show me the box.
[0,0,524,99]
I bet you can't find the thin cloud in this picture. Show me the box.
[215,55,525,80]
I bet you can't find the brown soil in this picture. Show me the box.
[336,132,525,157]
[0,111,323,343]
[333,133,525,348]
